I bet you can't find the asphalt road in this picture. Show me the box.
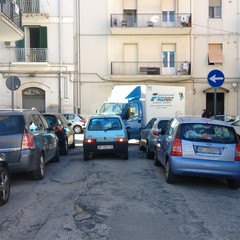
[1,134,240,240]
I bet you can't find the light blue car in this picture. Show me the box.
[83,115,128,160]
[155,117,240,189]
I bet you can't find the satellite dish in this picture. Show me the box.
[151,15,160,23]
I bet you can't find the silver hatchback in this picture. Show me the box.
[139,117,170,159]
[155,117,240,189]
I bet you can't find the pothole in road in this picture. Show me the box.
[74,204,92,222]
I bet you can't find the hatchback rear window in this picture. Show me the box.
[178,123,237,144]
[88,118,122,131]
[0,115,24,135]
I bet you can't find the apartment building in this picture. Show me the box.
[0,0,23,41]
[75,0,240,118]
[1,1,239,117]
[0,0,74,113]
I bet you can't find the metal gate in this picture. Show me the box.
[22,87,45,113]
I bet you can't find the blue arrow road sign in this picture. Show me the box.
[207,70,225,88]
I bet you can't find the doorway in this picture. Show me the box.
[22,87,45,113]
[206,92,224,117]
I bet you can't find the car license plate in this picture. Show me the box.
[97,145,114,150]
[196,146,222,154]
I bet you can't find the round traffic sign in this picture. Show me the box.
[6,76,21,90]
[207,70,225,88]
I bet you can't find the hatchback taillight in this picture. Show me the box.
[115,138,127,143]
[84,139,96,143]
[235,144,240,161]
[22,133,35,149]
[152,130,159,137]
[55,125,63,132]
[171,138,182,156]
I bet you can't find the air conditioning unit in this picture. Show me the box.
[180,15,189,24]
[182,62,189,71]
[4,41,16,48]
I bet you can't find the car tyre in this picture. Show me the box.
[139,140,144,151]
[70,139,76,149]
[73,125,83,134]
[83,150,89,161]
[227,179,240,189]
[51,146,60,162]
[146,144,154,159]
[60,139,68,155]
[0,166,10,206]
[165,160,175,184]
[122,149,128,160]
[32,154,45,180]
[154,150,161,166]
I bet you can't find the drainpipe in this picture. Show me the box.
[76,0,81,114]
[237,0,239,115]
[58,0,62,113]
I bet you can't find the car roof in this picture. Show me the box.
[175,117,234,127]
[0,109,40,115]
[89,115,121,120]
[43,112,63,116]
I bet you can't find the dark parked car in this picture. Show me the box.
[155,117,240,189]
[0,158,10,206]
[0,109,59,180]
[63,113,87,134]
[43,113,75,155]
[139,117,170,159]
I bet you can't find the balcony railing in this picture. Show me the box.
[111,13,191,28]
[17,0,49,14]
[11,48,48,62]
[0,0,22,28]
[111,61,191,76]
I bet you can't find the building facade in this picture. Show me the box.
[0,0,240,118]
[74,0,240,118]
[0,0,74,113]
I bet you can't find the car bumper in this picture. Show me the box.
[7,149,39,173]
[83,141,128,154]
[170,156,240,180]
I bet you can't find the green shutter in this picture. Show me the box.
[16,39,24,48]
[39,27,47,48]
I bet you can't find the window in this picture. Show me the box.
[163,51,175,67]
[146,118,157,129]
[123,102,139,120]
[162,11,175,23]
[209,0,222,18]
[0,116,24,135]
[123,10,137,27]
[208,44,223,65]
[15,26,48,62]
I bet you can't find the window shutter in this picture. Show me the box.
[16,38,24,48]
[208,44,223,64]
[162,0,175,11]
[39,27,47,48]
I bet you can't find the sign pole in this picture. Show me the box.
[214,87,217,118]
[207,70,225,117]
[11,76,14,111]
[6,76,21,111]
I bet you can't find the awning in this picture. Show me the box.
[203,87,229,93]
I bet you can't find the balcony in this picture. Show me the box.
[10,48,49,65]
[0,0,24,41]
[18,0,49,22]
[111,61,191,77]
[110,13,191,35]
